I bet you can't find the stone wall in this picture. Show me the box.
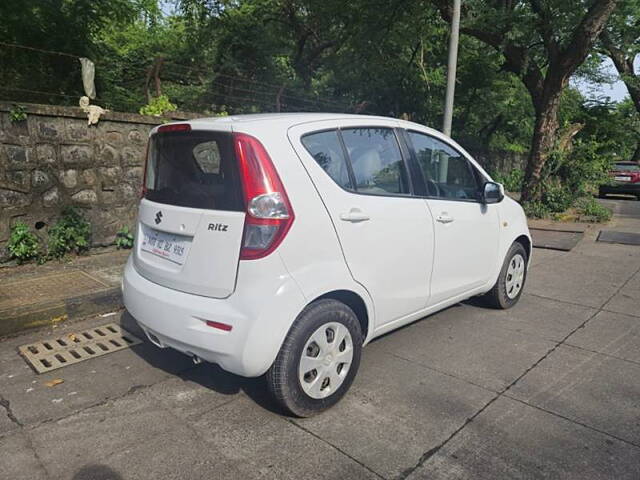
[466,148,527,176]
[0,102,198,258]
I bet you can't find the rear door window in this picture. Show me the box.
[144,131,244,211]
[341,127,409,195]
[301,130,353,189]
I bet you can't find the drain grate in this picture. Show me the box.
[19,323,142,374]
[597,230,640,246]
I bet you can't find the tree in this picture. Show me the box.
[600,0,640,161]
[0,0,140,104]
[435,0,618,202]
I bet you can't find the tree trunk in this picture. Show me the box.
[153,57,164,97]
[275,84,285,112]
[633,142,640,163]
[521,90,562,203]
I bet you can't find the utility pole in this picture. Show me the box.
[442,0,461,137]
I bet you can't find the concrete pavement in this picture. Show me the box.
[1,198,639,479]
[0,248,128,337]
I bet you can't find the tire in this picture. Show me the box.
[483,242,528,309]
[266,299,363,417]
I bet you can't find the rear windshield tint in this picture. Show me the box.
[144,130,244,211]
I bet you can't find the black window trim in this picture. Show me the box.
[300,125,417,199]
[403,128,488,204]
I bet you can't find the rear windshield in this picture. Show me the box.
[144,130,244,211]
[614,163,640,172]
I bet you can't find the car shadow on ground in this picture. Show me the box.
[72,464,124,480]
[119,310,287,416]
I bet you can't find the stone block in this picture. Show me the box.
[124,166,143,184]
[36,144,57,165]
[99,145,120,166]
[104,130,124,146]
[65,118,91,143]
[61,145,92,167]
[71,189,98,205]
[35,118,64,141]
[99,166,122,188]
[127,129,146,145]
[3,114,30,143]
[116,183,136,203]
[59,169,78,189]
[6,145,32,170]
[0,216,10,242]
[91,208,120,244]
[82,169,97,186]
[32,170,52,190]
[6,170,29,190]
[122,146,144,167]
[43,187,60,208]
[0,189,30,208]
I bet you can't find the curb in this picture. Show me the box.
[0,287,123,338]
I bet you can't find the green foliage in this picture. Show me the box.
[522,201,550,219]
[7,222,40,263]
[139,95,177,116]
[541,181,574,213]
[115,226,134,249]
[9,105,27,123]
[573,197,613,223]
[47,207,92,259]
[491,169,523,193]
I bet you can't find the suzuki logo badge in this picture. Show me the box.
[154,211,163,224]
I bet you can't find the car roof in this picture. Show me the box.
[188,112,394,126]
[178,112,445,139]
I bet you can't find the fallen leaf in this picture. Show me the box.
[45,379,64,387]
[68,334,77,342]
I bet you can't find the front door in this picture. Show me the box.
[406,130,500,305]
[289,121,435,326]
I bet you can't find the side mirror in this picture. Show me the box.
[482,181,504,204]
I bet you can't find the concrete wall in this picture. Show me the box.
[0,102,197,257]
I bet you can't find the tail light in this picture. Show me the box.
[234,133,294,260]
[141,140,150,198]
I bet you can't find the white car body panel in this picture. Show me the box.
[288,119,435,328]
[122,113,531,378]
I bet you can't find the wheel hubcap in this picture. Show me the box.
[299,322,353,399]
[505,253,526,299]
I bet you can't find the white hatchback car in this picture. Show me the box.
[123,113,531,416]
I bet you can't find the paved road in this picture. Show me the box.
[2,198,640,480]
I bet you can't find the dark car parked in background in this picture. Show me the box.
[599,162,640,200]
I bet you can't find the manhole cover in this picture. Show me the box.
[597,230,640,246]
[19,323,142,374]
[530,228,583,251]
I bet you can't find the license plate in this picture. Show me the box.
[141,226,191,265]
[614,175,631,182]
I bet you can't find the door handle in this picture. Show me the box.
[436,214,454,224]
[340,209,370,222]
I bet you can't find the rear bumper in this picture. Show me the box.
[600,183,640,195]
[122,255,306,377]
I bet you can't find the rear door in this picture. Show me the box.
[405,130,500,305]
[289,120,435,326]
[133,125,246,298]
